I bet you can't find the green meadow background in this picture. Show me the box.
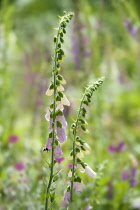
[0,0,140,209]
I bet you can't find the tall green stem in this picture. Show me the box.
[45,26,61,210]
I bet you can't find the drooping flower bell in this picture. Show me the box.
[77,164,97,178]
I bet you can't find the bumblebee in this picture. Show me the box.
[42,147,49,152]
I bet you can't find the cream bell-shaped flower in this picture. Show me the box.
[77,164,85,173]
[85,165,97,178]
[68,155,73,160]
[68,170,72,178]
[61,95,70,106]
[83,150,90,155]
[46,88,54,96]
[76,151,84,159]
[60,78,66,85]
[83,142,91,150]
[84,129,89,134]
[57,84,64,91]
[76,141,81,146]
[56,101,64,110]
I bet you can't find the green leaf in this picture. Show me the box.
[56,95,61,101]
[58,91,63,98]
[56,120,62,128]
[81,125,86,131]
[55,109,63,116]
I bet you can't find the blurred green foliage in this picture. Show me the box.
[0,0,140,209]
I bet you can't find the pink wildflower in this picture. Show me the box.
[8,135,18,143]
[55,157,65,163]
[14,162,25,171]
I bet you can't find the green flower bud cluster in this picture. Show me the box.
[72,78,104,134]
[46,12,74,103]
[54,12,74,103]
[83,77,104,106]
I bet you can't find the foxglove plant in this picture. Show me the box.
[44,12,74,210]
[61,78,104,208]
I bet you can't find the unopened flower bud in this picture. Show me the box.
[54,36,57,43]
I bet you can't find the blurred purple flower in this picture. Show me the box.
[55,156,65,163]
[121,167,137,186]
[54,145,63,158]
[130,178,137,186]
[130,167,137,177]
[108,145,116,153]
[108,142,125,153]
[67,163,73,168]
[14,162,25,171]
[121,170,128,180]
[124,19,138,35]
[130,167,137,186]
[67,163,77,168]
[116,142,125,151]
[8,135,18,143]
